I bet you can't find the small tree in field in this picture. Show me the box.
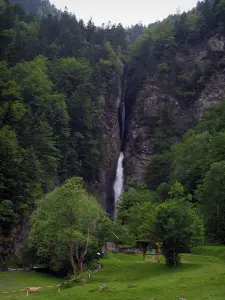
[153,184,204,266]
[29,177,107,274]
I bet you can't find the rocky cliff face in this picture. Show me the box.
[95,81,122,215]
[124,34,225,182]
[124,85,182,181]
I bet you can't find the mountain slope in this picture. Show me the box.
[124,0,225,182]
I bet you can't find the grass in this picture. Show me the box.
[1,246,225,300]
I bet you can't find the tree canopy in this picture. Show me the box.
[29,177,109,274]
[116,182,203,266]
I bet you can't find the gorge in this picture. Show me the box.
[109,32,225,216]
[3,0,225,263]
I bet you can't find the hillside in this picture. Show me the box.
[0,0,125,262]
[2,0,225,272]
[124,0,225,181]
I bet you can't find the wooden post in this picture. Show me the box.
[152,248,156,261]
[136,240,151,263]
[143,245,147,262]
[157,247,160,263]
[156,242,162,264]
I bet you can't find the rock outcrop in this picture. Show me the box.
[95,81,122,214]
[124,34,225,182]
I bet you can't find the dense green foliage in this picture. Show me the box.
[9,0,60,16]
[0,54,103,262]
[0,0,126,264]
[144,99,225,244]
[117,182,203,266]
[28,177,110,274]
[153,196,203,266]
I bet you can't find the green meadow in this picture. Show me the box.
[1,246,225,300]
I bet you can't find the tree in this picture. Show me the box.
[116,181,203,267]
[170,130,211,194]
[10,0,42,13]
[0,126,42,263]
[144,153,171,190]
[49,57,103,183]
[196,161,225,243]
[117,182,155,224]
[152,183,204,266]
[29,177,107,274]
[116,181,158,247]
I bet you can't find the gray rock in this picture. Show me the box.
[97,284,109,291]
[125,33,225,184]
[94,87,122,214]
[208,35,225,52]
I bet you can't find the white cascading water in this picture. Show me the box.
[113,152,124,215]
[113,102,125,217]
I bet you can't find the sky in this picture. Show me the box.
[51,0,199,27]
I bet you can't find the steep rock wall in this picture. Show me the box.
[125,34,225,182]
[95,83,122,215]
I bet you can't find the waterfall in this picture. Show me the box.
[113,152,124,215]
[113,102,125,217]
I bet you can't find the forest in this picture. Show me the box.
[1,0,225,274]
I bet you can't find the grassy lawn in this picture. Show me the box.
[1,246,225,300]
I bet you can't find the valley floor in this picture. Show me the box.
[1,247,225,300]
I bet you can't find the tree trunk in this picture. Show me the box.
[74,229,90,273]
[79,261,83,272]
[75,245,84,273]
[68,243,77,274]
